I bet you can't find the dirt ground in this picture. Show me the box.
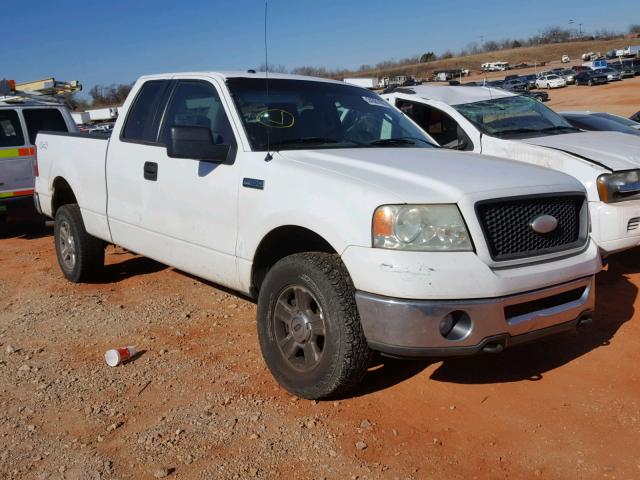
[2,79,640,479]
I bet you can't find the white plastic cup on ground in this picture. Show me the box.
[104,346,137,367]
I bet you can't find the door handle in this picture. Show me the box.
[144,162,158,181]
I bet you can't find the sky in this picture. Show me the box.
[2,0,637,96]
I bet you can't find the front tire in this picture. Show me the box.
[257,252,371,399]
[54,204,105,282]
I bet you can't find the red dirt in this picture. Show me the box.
[2,76,640,477]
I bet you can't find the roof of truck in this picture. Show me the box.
[394,85,516,105]
[0,98,66,107]
[137,71,346,85]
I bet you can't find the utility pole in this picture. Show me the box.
[569,19,574,39]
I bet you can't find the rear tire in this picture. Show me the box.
[257,252,371,399]
[54,204,105,282]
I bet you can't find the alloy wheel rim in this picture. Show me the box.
[273,285,326,372]
[58,220,77,270]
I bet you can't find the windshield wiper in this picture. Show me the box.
[267,137,341,149]
[494,128,538,137]
[539,126,580,133]
[369,137,432,146]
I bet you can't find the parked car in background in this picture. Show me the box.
[608,63,635,78]
[621,59,640,75]
[598,67,622,82]
[33,71,602,399]
[523,90,549,102]
[561,55,570,63]
[501,78,528,93]
[559,111,640,137]
[521,74,538,88]
[0,90,77,220]
[574,70,608,86]
[535,74,566,89]
[560,69,577,84]
[572,65,590,72]
[381,85,640,255]
[588,112,640,131]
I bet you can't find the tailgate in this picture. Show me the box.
[0,147,35,197]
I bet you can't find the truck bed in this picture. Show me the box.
[35,131,111,242]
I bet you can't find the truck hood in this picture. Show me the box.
[520,131,640,171]
[279,147,581,204]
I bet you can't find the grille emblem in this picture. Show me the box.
[530,214,558,234]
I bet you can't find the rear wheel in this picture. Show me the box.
[54,204,105,282]
[257,252,371,399]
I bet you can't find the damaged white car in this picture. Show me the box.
[382,86,640,254]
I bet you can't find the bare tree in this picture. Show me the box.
[257,63,288,73]
[88,83,133,108]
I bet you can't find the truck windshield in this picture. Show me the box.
[453,95,578,138]
[226,78,434,151]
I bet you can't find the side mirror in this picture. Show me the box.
[167,126,229,162]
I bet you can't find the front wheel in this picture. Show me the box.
[257,252,371,399]
[54,204,105,282]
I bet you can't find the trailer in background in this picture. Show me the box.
[343,78,378,89]
[87,107,118,122]
[433,69,469,81]
[583,59,608,70]
[481,62,509,72]
[71,111,90,124]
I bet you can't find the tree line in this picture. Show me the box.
[262,24,639,78]
[63,82,133,112]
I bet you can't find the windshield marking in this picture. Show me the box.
[256,109,296,128]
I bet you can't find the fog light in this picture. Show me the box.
[438,310,472,341]
[439,314,455,337]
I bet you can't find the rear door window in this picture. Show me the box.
[122,80,172,143]
[22,108,68,144]
[0,109,25,147]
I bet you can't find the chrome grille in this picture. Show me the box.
[476,194,587,261]
[627,217,640,232]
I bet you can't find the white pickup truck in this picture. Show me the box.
[34,72,600,399]
[381,85,640,255]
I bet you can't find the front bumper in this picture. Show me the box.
[590,200,640,254]
[356,275,595,357]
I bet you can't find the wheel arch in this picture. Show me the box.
[51,176,77,216]
[250,225,339,297]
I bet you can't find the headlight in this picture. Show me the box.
[596,170,640,203]
[372,205,473,251]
